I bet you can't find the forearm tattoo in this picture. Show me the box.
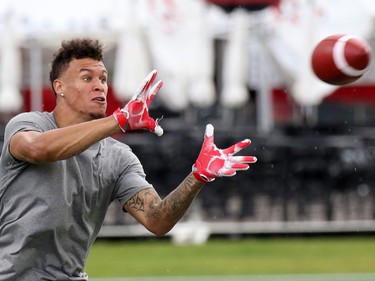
[157,174,203,223]
[127,174,204,226]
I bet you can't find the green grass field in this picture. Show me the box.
[85,236,375,279]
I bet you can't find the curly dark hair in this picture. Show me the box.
[49,38,104,95]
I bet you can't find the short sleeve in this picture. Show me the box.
[106,140,153,210]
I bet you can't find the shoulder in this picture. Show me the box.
[6,111,56,132]
[103,137,131,151]
[9,111,51,121]
[101,137,133,158]
[3,112,56,145]
[101,137,141,165]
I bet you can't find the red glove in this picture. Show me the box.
[192,124,257,183]
[113,70,164,136]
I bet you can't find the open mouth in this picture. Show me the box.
[92,97,106,102]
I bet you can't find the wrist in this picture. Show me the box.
[113,108,129,133]
[192,164,215,183]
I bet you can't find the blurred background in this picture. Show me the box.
[1,0,375,245]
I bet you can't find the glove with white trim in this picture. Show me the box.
[192,124,257,183]
[113,70,164,136]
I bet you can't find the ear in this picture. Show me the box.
[53,79,63,95]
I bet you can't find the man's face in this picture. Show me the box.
[57,58,109,120]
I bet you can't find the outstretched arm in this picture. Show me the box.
[9,117,120,164]
[125,124,257,236]
[10,70,163,164]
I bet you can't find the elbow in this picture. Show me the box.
[154,232,169,238]
[22,143,60,164]
[148,224,173,237]
[154,230,170,238]
[11,133,59,164]
[19,145,50,164]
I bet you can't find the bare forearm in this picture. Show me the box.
[44,116,120,160]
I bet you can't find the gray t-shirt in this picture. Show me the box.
[0,112,152,281]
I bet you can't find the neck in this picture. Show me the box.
[53,105,89,128]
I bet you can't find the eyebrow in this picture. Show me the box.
[80,68,108,75]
